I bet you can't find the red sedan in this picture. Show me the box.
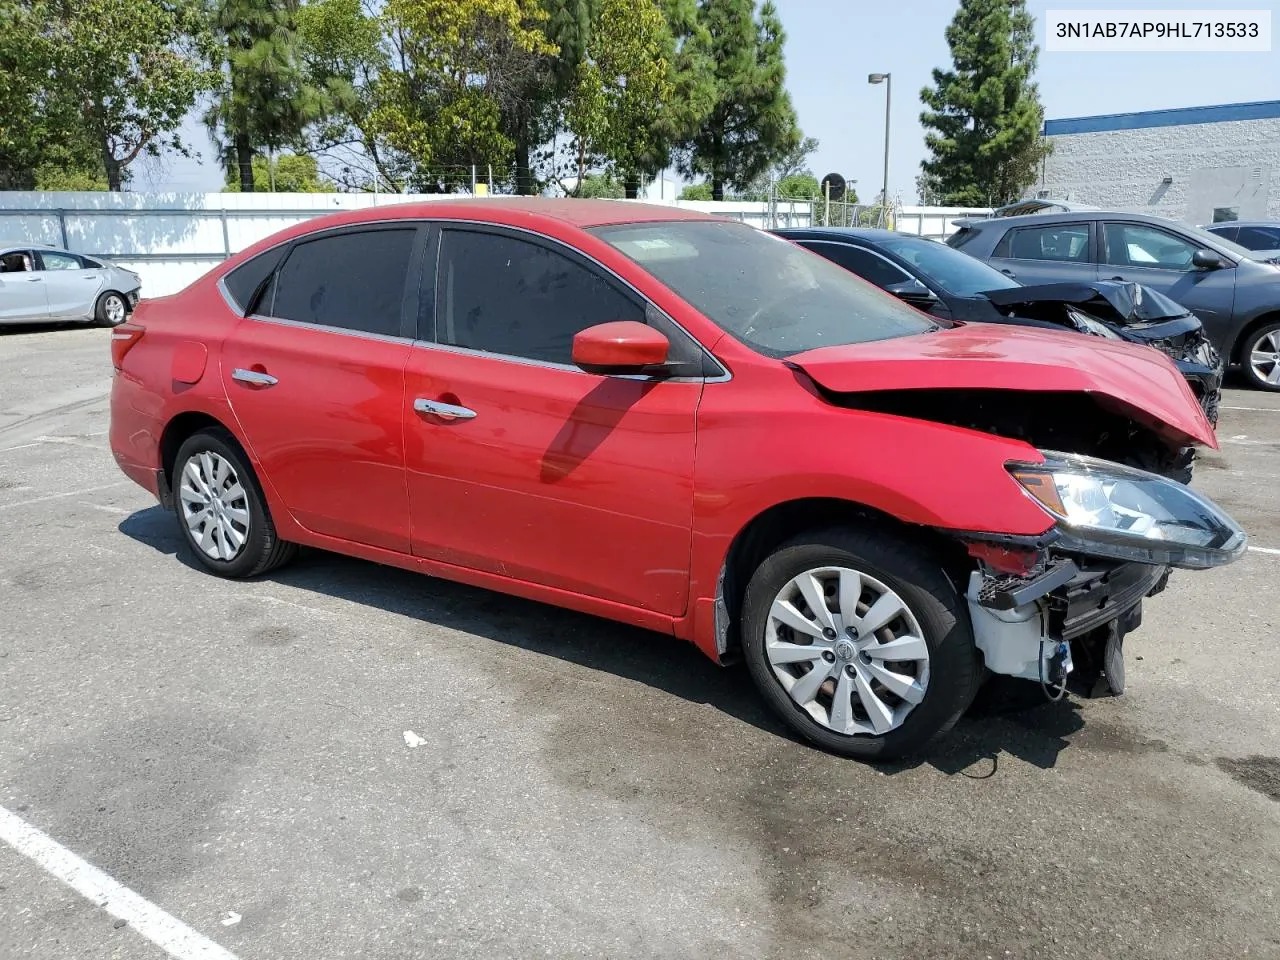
[109,200,1245,759]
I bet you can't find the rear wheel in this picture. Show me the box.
[172,428,296,578]
[1242,320,1280,391]
[741,528,981,761]
[94,291,128,327]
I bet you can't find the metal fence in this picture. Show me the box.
[0,191,986,297]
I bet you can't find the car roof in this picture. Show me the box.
[956,210,1193,230]
[332,198,719,229]
[772,227,926,242]
[1206,220,1280,228]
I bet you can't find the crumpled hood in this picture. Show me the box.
[787,324,1219,450]
[982,281,1191,325]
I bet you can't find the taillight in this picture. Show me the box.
[111,323,145,370]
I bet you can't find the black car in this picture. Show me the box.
[942,211,1280,391]
[1202,220,1280,256]
[772,227,1223,431]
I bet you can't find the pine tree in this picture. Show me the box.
[919,0,1049,206]
[680,0,800,201]
[205,0,323,192]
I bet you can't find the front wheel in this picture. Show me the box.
[741,528,982,761]
[94,291,129,327]
[1242,320,1280,390]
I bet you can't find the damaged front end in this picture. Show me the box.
[957,452,1245,697]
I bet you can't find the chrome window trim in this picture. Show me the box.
[243,311,417,347]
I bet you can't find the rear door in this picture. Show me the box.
[221,224,426,553]
[1099,220,1237,340]
[403,224,704,615]
[37,250,103,319]
[0,250,49,321]
[985,221,1099,285]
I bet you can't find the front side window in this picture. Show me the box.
[999,223,1092,263]
[798,241,912,289]
[436,228,645,364]
[0,251,34,273]
[38,251,82,271]
[270,229,416,336]
[1103,223,1198,270]
[591,220,938,358]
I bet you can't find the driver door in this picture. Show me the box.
[404,225,704,616]
[0,250,49,322]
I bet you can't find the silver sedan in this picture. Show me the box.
[0,244,142,326]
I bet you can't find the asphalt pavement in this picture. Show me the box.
[1,324,1278,960]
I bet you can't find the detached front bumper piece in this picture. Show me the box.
[964,558,1166,689]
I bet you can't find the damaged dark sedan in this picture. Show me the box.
[773,227,1224,463]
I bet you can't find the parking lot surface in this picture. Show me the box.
[2,325,1279,960]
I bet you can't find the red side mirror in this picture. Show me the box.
[572,321,669,373]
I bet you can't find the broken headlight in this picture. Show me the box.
[1010,451,1246,569]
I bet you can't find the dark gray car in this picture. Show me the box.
[948,211,1280,390]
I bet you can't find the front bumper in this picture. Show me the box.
[965,556,1166,684]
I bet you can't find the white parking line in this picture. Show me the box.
[34,434,108,450]
[1249,546,1280,556]
[1222,406,1280,413]
[0,481,129,511]
[0,805,239,960]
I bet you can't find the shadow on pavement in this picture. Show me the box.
[119,504,1084,774]
[0,321,95,336]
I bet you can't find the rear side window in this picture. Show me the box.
[996,223,1091,263]
[798,241,911,289]
[270,229,416,337]
[223,246,288,314]
[946,227,976,250]
[436,228,645,364]
[1238,226,1280,250]
[39,251,82,271]
[1207,224,1239,243]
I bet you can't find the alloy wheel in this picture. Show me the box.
[765,566,931,736]
[103,294,126,325]
[1250,329,1280,387]
[179,451,251,561]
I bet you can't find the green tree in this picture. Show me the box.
[0,2,112,189]
[577,172,625,198]
[205,0,325,193]
[679,181,713,200]
[680,0,801,201]
[558,0,674,194]
[919,0,1049,206]
[41,0,216,190]
[224,153,335,191]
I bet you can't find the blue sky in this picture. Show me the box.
[143,0,1280,198]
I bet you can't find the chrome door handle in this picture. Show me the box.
[414,398,476,420]
[25,277,42,282]
[231,368,278,387]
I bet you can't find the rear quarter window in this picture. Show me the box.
[222,246,289,314]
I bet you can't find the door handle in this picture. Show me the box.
[1000,268,1016,277]
[25,277,42,282]
[414,398,476,421]
[231,368,278,387]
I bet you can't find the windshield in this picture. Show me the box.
[871,234,1020,296]
[590,220,939,357]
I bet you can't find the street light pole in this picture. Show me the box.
[869,72,891,227]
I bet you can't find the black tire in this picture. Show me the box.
[171,427,297,578]
[741,527,982,761]
[94,290,129,327]
[1240,320,1280,391]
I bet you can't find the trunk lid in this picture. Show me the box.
[787,323,1218,449]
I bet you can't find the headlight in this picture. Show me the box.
[1009,451,1246,569]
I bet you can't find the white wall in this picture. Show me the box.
[1036,117,1280,222]
[894,206,992,239]
[0,192,818,297]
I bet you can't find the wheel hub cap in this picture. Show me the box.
[1250,331,1280,386]
[179,451,250,562]
[764,566,931,737]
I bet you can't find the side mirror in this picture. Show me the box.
[572,321,670,374]
[1192,249,1226,270]
[884,278,938,304]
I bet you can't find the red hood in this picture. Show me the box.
[788,324,1218,450]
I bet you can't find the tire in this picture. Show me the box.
[94,291,129,327]
[1241,320,1280,391]
[172,427,297,578]
[741,527,982,761]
